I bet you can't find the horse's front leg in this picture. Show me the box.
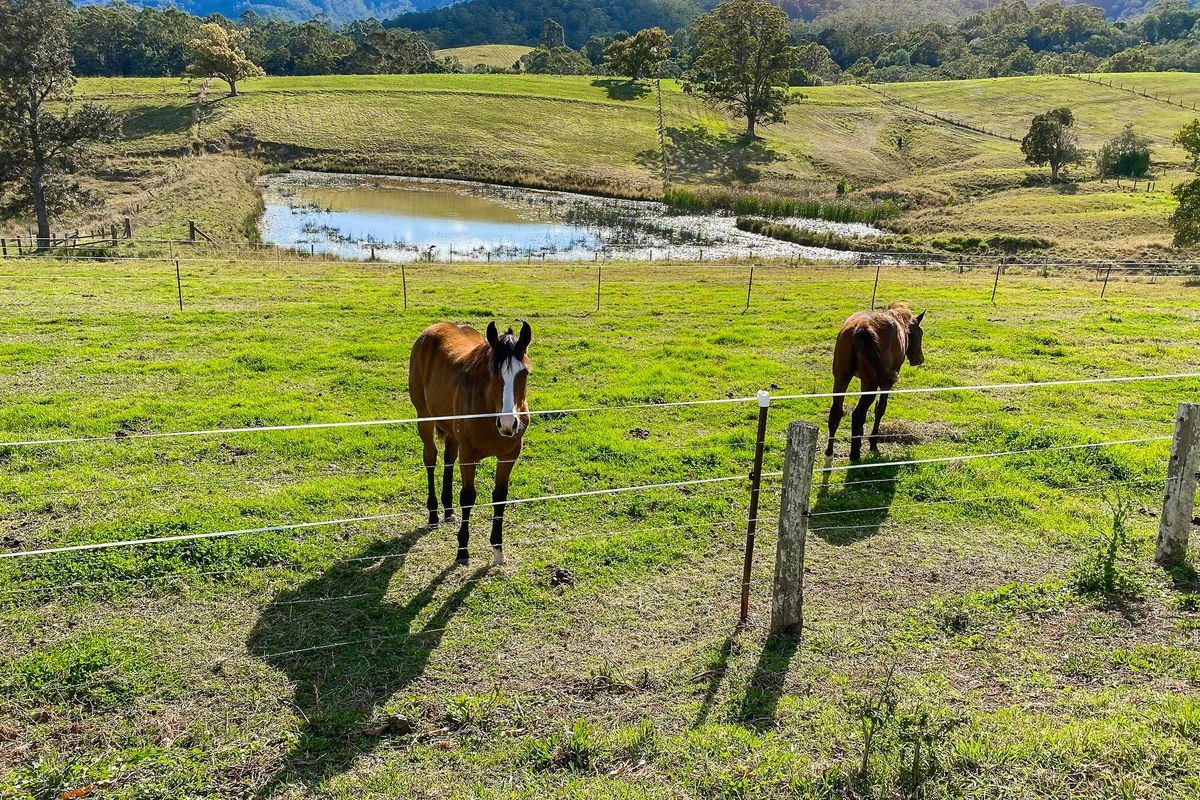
[490,454,518,567]
[869,391,890,453]
[456,458,477,566]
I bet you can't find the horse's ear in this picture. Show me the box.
[516,321,532,355]
[914,311,926,325]
[486,321,500,348]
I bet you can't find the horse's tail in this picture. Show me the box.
[852,326,883,389]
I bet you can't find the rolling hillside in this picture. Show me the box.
[73,71,1200,258]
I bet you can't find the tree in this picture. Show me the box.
[519,46,590,75]
[1099,44,1155,73]
[1174,118,1200,170]
[1021,107,1085,182]
[1096,124,1151,180]
[539,18,566,50]
[1169,178,1200,246]
[603,27,671,81]
[0,0,122,249]
[684,0,797,139]
[183,22,264,96]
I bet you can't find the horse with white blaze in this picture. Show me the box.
[408,321,532,567]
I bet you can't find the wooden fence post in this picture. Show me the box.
[1101,264,1113,298]
[771,420,818,636]
[188,220,197,242]
[744,264,755,313]
[1156,403,1199,566]
[740,390,771,624]
[990,258,1002,304]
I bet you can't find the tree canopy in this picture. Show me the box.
[603,27,671,81]
[184,22,266,96]
[1096,124,1151,180]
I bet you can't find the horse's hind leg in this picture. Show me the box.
[418,422,439,527]
[849,388,877,462]
[869,391,890,453]
[441,437,458,522]
[826,376,851,457]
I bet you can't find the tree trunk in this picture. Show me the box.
[31,166,50,250]
[1050,161,1059,183]
[228,79,238,97]
[745,110,757,140]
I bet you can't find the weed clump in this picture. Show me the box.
[1072,494,1147,599]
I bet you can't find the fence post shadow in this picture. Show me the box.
[247,528,486,793]
[736,633,800,731]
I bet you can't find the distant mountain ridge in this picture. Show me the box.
[77,0,458,24]
[78,0,1175,34]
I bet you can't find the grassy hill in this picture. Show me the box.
[435,44,535,69]
[58,72,1200,258]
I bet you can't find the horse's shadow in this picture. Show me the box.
[247,529,484,791]
[811,461,901,544]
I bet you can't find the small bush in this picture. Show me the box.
[519,718,605,772]
[1072,494,1147,599]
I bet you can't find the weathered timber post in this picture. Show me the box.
[1,238,6,257]
[740,390,771,624]
[771,420,818,636]
[124,217,132,239]
[189,220,197,242]
[990,259,1002,304]
[1156,403,1199,566]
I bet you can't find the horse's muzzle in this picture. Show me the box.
[497,414,520,437]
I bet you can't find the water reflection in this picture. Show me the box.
[257,171,876,263]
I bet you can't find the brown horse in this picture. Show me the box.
[826,302,925,462]
[409,321,532,567]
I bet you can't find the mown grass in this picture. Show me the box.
[0,253,1197,798]
[435,44,536,71]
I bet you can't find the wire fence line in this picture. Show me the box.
[0,432,1173,562]
[3,371,1197,449]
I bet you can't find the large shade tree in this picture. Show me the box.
[184,22,264,96]
[1021,107,1086,182]
[0,0,122,249]
[683,0,797,139]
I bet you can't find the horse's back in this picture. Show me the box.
[833,311,901,388]
[408,323,483,416]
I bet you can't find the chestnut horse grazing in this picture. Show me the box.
[826,302,925,462]
[409,321,532,567]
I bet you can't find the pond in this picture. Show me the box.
[257,171,880,263]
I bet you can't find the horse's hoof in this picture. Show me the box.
[454,556,469,567]
[491,548,506,567]
[443,512,456,523]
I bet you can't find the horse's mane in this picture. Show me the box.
[885,301,915,324]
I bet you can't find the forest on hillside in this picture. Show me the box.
[64,0,1200,81]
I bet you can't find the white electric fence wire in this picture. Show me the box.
[0,474,751,559]
[2,372,1196,449]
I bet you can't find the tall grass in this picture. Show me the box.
[663,186,900,224]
